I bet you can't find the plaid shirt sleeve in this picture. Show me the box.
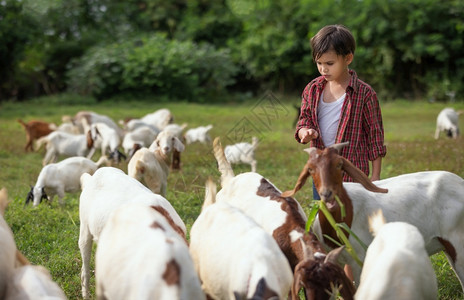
[294,77,325,149]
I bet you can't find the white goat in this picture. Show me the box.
[224,136,258,172]
[5,265,67,300]
[140,108,174,131]
[89,122,126,163]
[122,125,159,157]
[184,125,213,145]
[435,107,462,139]
[26,156,109,207]
[0,188,17,298]
[355,210,437,300]
[189,179,293,300]
[283,144,464,291]
[128,130,185,196]
[79,167,186,299]
[212,137,355,299]
[96,203,205,300]
[73,110,124,138]
[36,131,96,166]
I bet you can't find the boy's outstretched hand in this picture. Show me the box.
[298,128,319,144]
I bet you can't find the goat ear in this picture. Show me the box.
[303,147,318,156]
[281,162,312,197]
[173,137,185,152]
[291,266,304,300]
[300,238,314,261]
[324,245,345,265]
[341,157,388,194]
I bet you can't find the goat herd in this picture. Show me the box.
[1,106,464,300]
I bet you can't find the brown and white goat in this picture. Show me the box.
[283,143,464,292]
[189,179,293,299]
[78,167,186,299]
[17,119,56,152]
[96,203,204,299]
[213,137,355,300]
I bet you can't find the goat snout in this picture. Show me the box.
[319,188,333,201]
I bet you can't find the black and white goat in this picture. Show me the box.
[26,156,108,206]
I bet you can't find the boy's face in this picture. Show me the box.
[315,51,353,82]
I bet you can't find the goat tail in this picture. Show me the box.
[202,177,217,211]
[368,209,386,237]
[17,119,27,128]
[213,137,234,188]
[251,136,259,149]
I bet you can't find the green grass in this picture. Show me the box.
[1,96,464,299]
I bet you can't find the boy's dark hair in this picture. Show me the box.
[310,24,356,61]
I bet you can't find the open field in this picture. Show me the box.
[1,95,464,299]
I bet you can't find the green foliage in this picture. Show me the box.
[1,0,464,101]
[66,34,238,100]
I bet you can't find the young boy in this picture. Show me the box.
[295,24,386,200]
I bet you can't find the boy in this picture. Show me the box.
[295,24,386,200]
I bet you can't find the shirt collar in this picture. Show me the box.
[315,69,358,92]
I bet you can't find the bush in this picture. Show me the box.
[66,34,238,101]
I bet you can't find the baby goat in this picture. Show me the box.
[184,124,213,145]
[79,167,186,299]
[435,107,462,139]
[283,143,464,291]
[26,156,109,207]
[224,136,258,172]
[213,137,354,300]
[189,179,293,300]
[96,203,205,299]
[355,210,437,300]
[17,119,56,152]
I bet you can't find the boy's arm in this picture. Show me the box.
[370,156,382,181]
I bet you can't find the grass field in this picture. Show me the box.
[1,94,464,299]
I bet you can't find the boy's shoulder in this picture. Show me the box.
[350,71,376,95]
[304,76,325,90]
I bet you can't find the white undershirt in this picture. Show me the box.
[318,93,345,147]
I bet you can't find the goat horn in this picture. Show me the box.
[324,245,345,265]
[330,141,350,153]
[341,157,388,193]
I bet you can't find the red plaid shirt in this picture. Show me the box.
[295,69,387,182]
